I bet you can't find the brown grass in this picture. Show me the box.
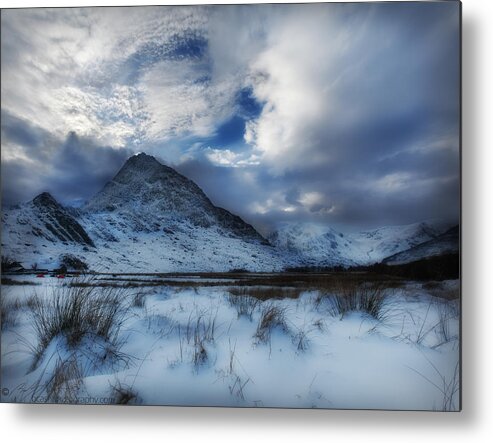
[254,304,288,344]
[423,281,460,300]
[69,272,405,299]
[29,281,129,369]
[228,286,301,301]
[110,381,138,405]
[323,281,389,320]
[1,278,40,286]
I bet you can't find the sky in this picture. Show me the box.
[0,2,460,233]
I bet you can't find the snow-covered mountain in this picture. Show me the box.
[2,153,284,272]
[268,223,362,267]
[382,225,459,265]
[2,192,94,248]
[269,220,454,267]
[1,152,458,272]
[1,192,97,270]
[82,153,265,242]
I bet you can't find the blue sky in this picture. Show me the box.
[0,2,460,232]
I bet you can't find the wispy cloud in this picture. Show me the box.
[1,3,460,230]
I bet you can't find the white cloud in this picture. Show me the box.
[240,5,351,173]
[359,172,457,197]
[1,6,221,152]
[139,59,238,141]
[373,172,414,193]
[48,84,145,147]
[299,191,325,207]
[205,148,239,166]
[1,4,460,228]
[204,147,260,168]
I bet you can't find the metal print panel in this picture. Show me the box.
[0,2,461,410]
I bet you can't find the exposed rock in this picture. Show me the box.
[32,192,95,247]
[59,254,89,271]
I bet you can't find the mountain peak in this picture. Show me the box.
[32,192,59,208]
[115,152,172,181]
[81,153,266,243]
[126,152,161,167]
[131,151,152,160]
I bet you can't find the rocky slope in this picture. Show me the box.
[82,153,265,243]
[382,225,459,265]
[1,153,459,273]
[2,154,282,272]
[269,221,454,268]
[1,192,96,270]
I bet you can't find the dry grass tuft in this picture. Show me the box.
[110,381,138,405]
[29,278,129,369]
[254,304,288,344]
[227,291,259,321]
[322,281,389,321]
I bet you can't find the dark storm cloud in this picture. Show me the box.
[175,158,253,214]
[232,1,460,230]
[1,112,131,206]
[48,132,132,203]
[1,111,47,150]
[1,3,460,232]
[1,161,45,207]
[1,110,59,205]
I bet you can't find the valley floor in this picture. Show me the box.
[0,274,460,410]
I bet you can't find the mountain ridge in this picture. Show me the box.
[2,153,282,272]
[268,220,454,268]
[2,191,95,249]
[82,152,266,243]
[1,153,458,272]
[382,225,459,265]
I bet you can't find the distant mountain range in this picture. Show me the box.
[1,153,459,273]
[269,220,456,268]
[382,225,459,265]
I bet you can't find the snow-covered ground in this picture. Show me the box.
[1,204,288,273]
[0,275,460,410]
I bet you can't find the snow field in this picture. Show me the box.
[0,277,460,410]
